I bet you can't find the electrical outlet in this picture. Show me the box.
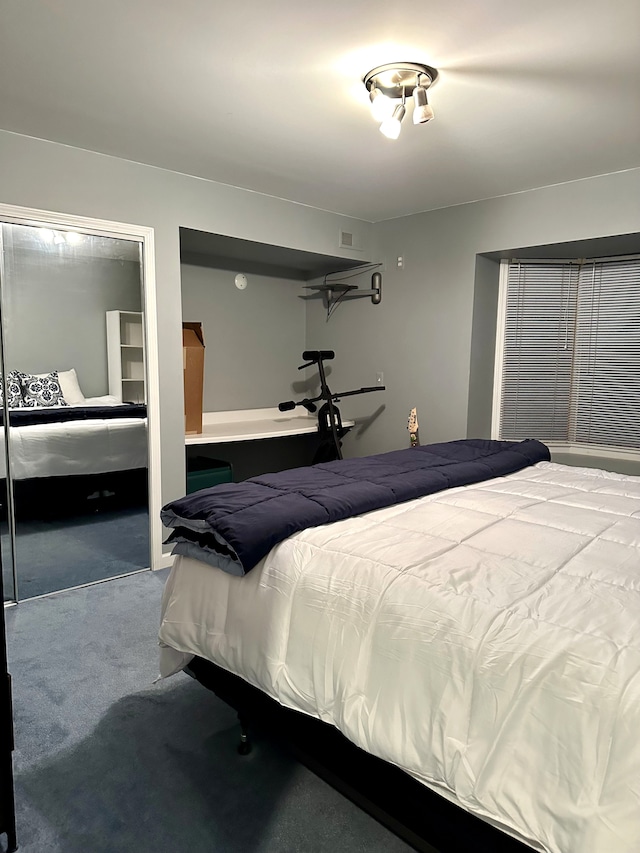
[376,371,384,386]
[397,255,404,270]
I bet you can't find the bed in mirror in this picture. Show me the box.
[0,222,151,601]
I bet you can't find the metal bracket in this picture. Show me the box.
[305,272,382,311]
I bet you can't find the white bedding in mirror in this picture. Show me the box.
[0,414,147,479]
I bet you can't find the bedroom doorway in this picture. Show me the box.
[0,209,161,602]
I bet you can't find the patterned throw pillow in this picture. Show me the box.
[0,371,25,408]
[19,371,69,408]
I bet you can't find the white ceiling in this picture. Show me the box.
[1,0,638,222]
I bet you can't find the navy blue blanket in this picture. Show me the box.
[162,438,550,576]
[2,404,146,427]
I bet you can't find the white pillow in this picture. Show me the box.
[57,369,86,405]
[82,395,122,407]
[32,368,86,405]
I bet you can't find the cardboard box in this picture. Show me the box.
[183,322,205,434]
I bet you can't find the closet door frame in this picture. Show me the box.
[0,203,163,585]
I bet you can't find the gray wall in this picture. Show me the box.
[180,263,306,411]
[0,130,373,507]
[306,169,640,456]
[3,128,638,494]
[3,244,141,397]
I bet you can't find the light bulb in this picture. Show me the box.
[413,86,434,124]
[379,104,406,139]
[369,87,394,122]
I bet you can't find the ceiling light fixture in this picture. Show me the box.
[412,85,434,125]
[380,100,406,140]
[363,62,438,139]
[369,86,394,122]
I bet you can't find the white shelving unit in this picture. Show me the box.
[106,310,146,403]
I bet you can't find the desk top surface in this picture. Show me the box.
[185,407,354,445]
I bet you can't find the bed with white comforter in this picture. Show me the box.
[1,366,147,480]
[159,460,640,853]
[1,407,148,480]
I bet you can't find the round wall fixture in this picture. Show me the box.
[234,273,248,290]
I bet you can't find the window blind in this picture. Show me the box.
[497,256,640,452]
[570,259,640,449]
[499,261,578,441]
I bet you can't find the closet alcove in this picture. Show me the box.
[179,229,372,482]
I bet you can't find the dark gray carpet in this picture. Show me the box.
[4,506,149,599]
[5,570,413,853]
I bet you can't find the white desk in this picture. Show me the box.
[185,407,354,446]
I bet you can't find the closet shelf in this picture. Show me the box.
[304,277,382,310]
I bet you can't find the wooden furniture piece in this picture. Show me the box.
[106,310,145,404]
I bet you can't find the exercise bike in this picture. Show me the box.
[278,351,385,463]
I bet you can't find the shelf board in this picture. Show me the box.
[304,283,358,294]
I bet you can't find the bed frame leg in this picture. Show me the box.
[237,711,252,755]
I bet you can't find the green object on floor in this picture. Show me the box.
[186,457,233,493]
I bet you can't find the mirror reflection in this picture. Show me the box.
[0,223,150,601]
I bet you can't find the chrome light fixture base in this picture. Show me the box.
[363,62,438,100]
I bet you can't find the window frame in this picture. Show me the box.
[492,257,640,465]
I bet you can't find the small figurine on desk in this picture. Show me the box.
[408,407,420,447]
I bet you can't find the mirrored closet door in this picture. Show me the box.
[0,220,152,602]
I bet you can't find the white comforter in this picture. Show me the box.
[158,461,640,853]
[0,416,147,479]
